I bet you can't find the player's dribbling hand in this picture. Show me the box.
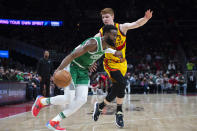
[53,69,60,79]
[144,9,153,20]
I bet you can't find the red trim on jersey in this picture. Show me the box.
[104,58,119,71]
[116,41,126,51]
[105,58,126,63]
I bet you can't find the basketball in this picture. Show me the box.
[53,70,71,88]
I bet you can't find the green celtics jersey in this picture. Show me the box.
[72,37,104,69]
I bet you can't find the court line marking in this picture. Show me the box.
[1,111,197,130]
[92,114,197,131]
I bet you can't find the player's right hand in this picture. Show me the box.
[144,9,153,20]
[53,69,59,78]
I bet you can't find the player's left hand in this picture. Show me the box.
[89,62,97,73]
[144,9,153,20]
[114,51,123,58]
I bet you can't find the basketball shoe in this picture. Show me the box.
[92,102,102,121]
[115,111,124,128]
[32,95,45,117]
[46,120,66,131]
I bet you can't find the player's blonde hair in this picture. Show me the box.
[100,8,114,16]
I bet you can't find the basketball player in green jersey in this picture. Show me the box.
[32,25,122,131]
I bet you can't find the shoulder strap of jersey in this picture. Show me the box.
[116,23,126,36]
[99,28,103,37]
[99,23,123,37]
[87,37,103,54]
[93,37,103,52]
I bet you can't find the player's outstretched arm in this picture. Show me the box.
[121,9,153,33]
[56,39,97,71]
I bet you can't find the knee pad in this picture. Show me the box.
[106,85,117,102]
[116,82,126,98]
[116,86,125,98]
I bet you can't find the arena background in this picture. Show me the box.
[0,0,196,106]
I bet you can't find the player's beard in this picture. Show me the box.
[106,36,115,47]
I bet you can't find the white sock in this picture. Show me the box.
[52,112,65,122]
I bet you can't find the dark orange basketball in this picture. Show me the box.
[53,70,71,88]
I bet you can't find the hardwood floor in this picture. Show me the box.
[0,94,197,131]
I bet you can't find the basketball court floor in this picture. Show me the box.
[0,94,197,131]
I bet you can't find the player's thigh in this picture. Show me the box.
[76,68,90,85]
[110,70,126,85]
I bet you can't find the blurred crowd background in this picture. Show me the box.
[0,0,197,100]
